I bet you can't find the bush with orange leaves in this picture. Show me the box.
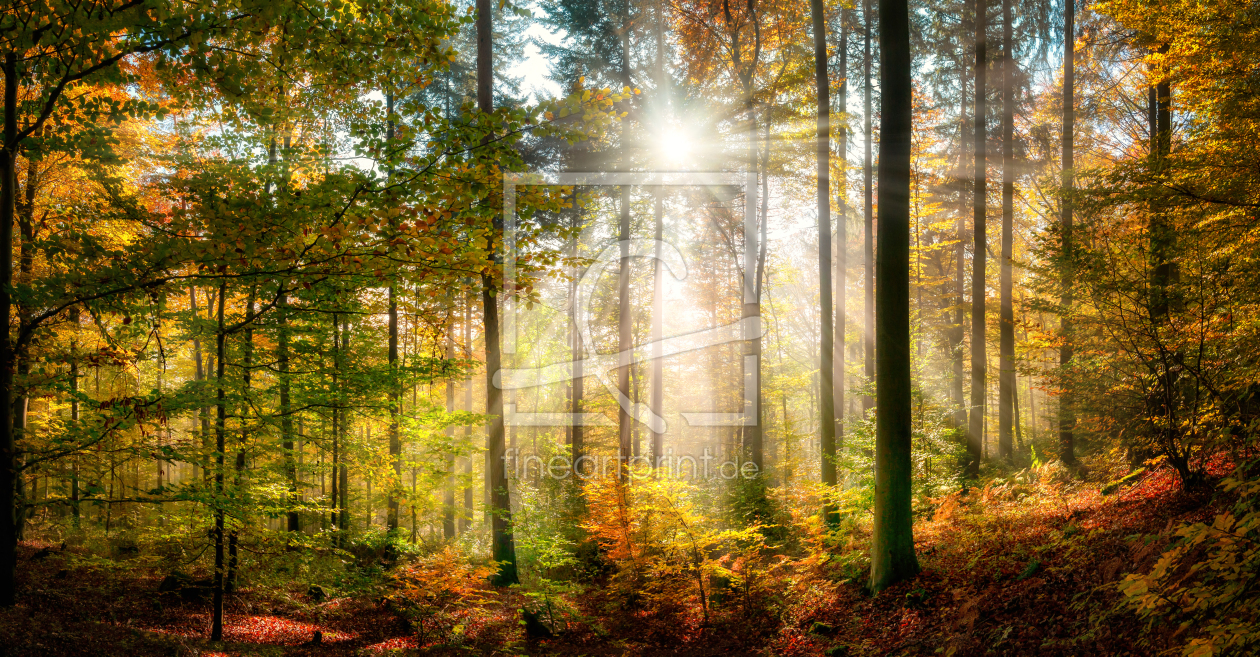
[387,547,497,645]
[1119,459,1260,656]
[580,475,768,626]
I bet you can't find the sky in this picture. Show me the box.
[510,21,565,102]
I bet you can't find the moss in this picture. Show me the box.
[1101,467,1147,496]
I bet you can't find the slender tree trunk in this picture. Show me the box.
[0,53,17,606]
[862,0,875,414]
[1149,47,1173,321]
[952,41,969,433]
[463,290,474,532]
[203,289,217,485]
[227,293,254,593]
[1059,0,1076,465]
[330,313,340,541]
[191,288,206,482]
[443,311,456,539]
[811,0,837,523]
[1147,44,1179,477]
[835,13,849,456]
[651,192,664,468]
[70,308,80,527]
[478,0,518,584]
[211,281,227,641]
[617,183,633,480]
[743,103,766,473]
[387,281,400,531]
[651,0,666,473]
[11,132,38,544]
[967,0,988,479]
[411,469,418,542]
[870,0,919,594]
[279,291,298,532]
[998,0,1015,463]
[339,316,350,536]
[386,91,402,531]
[570,212,585,472]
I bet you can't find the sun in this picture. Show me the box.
[655,127,693,167]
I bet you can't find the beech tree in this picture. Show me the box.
[870,0,919,594]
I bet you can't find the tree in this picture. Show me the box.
[811,0,837,524]
[0,0,242,607]
[862,0,876,415]
[966,0,987,479]
[1058,0,1075,466]
[478,0,519,586]
[387,90,402,533]
[870,0,919,594]
[998,0,1016,462]
[834,6,849,456]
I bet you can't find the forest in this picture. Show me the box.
[1,0,1258,654]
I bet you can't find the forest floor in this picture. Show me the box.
[0,457,1230,656]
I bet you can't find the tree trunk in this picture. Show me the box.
[811,0,837,523]
[13,137,36,544]
[443,311,456,539]
[339,316,350,537]
[952,29,969,434]
[617,183,632,480]
[279,291,298,532]
[387,91,401,532]
[570,210,585,472]
[651,0,666,473]
[651,192,664,468]
[862,0,875,415]
[330,313,340,541]
[998,0,1015,463]
[227,293,254,593]
[870,0,919,594]
[192,288,210,482]
[211,281,227,641]
[478,0,518,585]
[1059,0,1076,465]
[463,290,474,532]
[70,308,80,527]
[835,12,848,457]
[1148,47,1173,321]
[0,52,17,606]
[743,104,766,474]
[967,0,988,480]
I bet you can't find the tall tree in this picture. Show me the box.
[444,309,456,539]
[1059,0,1076,465]
[834,10,849,452]
[478,0,519,585]
[997,0,1015,462]
[386,91,402,533]
[463,293,475,532]
[279,290,298,532]
[862,0,876,414]
[966,0,987,479]
[0,5,219,607]
[569,208,585,470]
[210,282,228,641]
[617,180,633,479]
[339,316,351,539]
[870,0,919,594]
[811,0,837,523]
[651,0,666,470]
[953,13,970,434]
